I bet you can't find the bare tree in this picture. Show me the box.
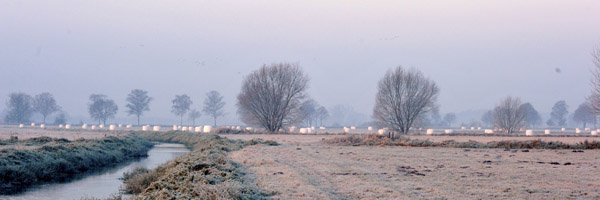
[299,99,318,127]
[574,103,596,129]
[188,109,201,127]
[373,66,439,136]
[481,110,493,127]
[443,113,456,127]
[317,106,329,127]
[492,96,526,134]
[172,94,192,126]
[88,94,118,125]
[589,45,600,114]
[4,93,33,123]
[547,100,568,127]
[126,89,153,126]
[520,102,541,128]
[237,63,309,132]
[33,92,61,124]
[202,90,226,126]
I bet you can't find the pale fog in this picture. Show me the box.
[1,1,599,127]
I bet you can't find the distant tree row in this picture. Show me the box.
[4,92,61,124]
[4,89,227,126]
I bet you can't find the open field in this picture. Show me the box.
[0,127,128,140]
[225,134,600,199]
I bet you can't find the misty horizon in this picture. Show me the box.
[2,1,600,126]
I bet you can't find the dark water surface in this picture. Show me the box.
[0,143,190,200]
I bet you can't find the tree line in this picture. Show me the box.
[5,45,600,133]
[3,90,228,126]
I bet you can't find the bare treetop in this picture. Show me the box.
[589,45,600,114]
[493,96,526,134]
[88,94,118,125]
[33,92,61,124]
[373,66,439,135]
[172,94,193,126]
[126,89,153,126]
[203,90,226,126]
[4,93,33,124]
[237,63,309,132]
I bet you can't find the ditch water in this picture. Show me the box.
[0,143,190,200]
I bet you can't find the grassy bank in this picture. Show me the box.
[129,131,277,199]
[326,134,600,149]
[0,136,153,194]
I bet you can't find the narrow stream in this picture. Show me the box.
[1,143,190,200]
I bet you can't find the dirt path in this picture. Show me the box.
[228,135,600,199]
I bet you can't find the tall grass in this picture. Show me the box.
[128,131,277,200]
[325,134,600,149]
[0,136,153,194]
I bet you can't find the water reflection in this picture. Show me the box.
[1,143,190,200]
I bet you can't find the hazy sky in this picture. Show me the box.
[1,0,600,125]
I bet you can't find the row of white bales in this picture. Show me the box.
[18,123,214,133]
[15,123,600,136]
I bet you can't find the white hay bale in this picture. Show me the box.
[82,124,87,129]
[59,124,63,128]
[350,126,356,130]
[142,125,148,131]
[561,128,565,132]
[378,129,385,135]
[368,126,373,131]
[203,125,212,133]
[592,131,598,136]
[477,127,481,130]
[126,124,132,129]
[470,127,475,130]
[525,130,533,136]
[195,126,202,132]
[545,130,551,135]
[153,126,160,131]
[299,128,307,134]
[181,127,187,131]
[484,129,494,134]
[246,127,252,131]
[307,128,312,133]
[585,128,590,131]
[319,127,326,130]
[65,124,71,129]
[31,123,35,127]
[173,125,178,130]
[311,126,315,130]
[40,124,45,129]
[19,124,24,128]
[289,127,295,132]
[91,125,96,130]
[576,128,581,134]
[109,125,115,131]
[236,126,241,130]
[597,129,600,132]
[444,129,453,134]
[461,127,466,130]
[188,126,193,131]
[99,124,104,129]
[118,124,122,128]
[343,127,350,133]
[426,129,434,135]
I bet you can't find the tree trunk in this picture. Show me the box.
[180,115,183,126]
[43,115,46,124]
[137,115,140,126]
[213,117,217,126]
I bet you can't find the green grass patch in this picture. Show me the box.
[0,136,153,194]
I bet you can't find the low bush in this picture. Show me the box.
[130,131,277,200]
[325,134,600,149]
[0,136,153,194]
